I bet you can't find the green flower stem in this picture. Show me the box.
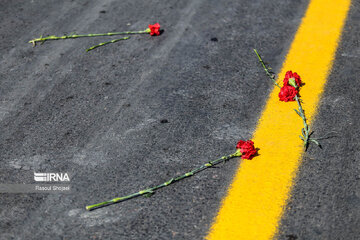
[85,151,242,211]
[29,29,149,46]
[294,95,312,149]
[86,37,130,52]
[254,49,320,150]
[294,96,308,131]
[253,49,281,88]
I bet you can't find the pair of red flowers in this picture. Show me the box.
[278,71,302,102]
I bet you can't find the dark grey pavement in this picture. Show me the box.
[0,0,359,239]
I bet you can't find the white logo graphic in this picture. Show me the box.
[34,173,70,182]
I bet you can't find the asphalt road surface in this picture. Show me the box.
[0,0,359,239]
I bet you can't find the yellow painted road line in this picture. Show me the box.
[207,0,351,239]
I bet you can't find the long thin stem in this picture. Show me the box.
[86,37,130,52]
[294,96,308,132]
[29,30,149,46]
[294,95,311,149]
[254,49,320,150]
[85,151,242,211]
[253,49,281,88]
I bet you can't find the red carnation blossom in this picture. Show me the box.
[283,71,302,88]
[148,23,161,36]
[279,85,298,102]
[236,140,257,160]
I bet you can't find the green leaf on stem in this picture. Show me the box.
[164,178,174,186]
[294,109,302,117]
[301,128,307,138]
[139,189,154,195]
[310,139,320,146]
[299,135,305,141]
[143,192,155,198]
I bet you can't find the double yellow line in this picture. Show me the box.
[207,0,351,239]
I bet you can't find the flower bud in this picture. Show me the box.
[283,71,302,88]
[288,77,297,88]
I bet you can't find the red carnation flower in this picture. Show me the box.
[283,71,302,88]
[148,23,161,36]
[236,140,257,160]
[279,85,298,102]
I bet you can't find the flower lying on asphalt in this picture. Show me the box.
[86,140,257,210]
[147,23,161,36]
[236,140,257,159]
[29,23,162,51]
[254,49,322,150]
